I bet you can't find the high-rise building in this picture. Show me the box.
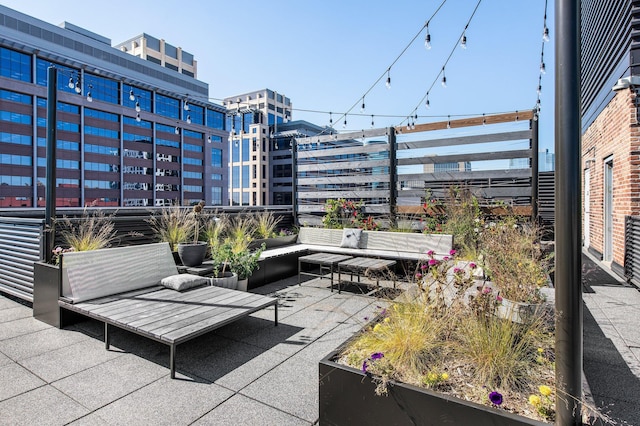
[0,5,228,208]
[223,89,292,206]
[114,34,198,79]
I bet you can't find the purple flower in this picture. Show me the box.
[371,352,384,361]
[428,259,439,266]
[443,256,450,262]
[426,250,435,256]
[489,391,503,405]
[469,262,477,269]
[449,249,457,256]
[496,295,503,303]
[362,360,369,373]
[421,264,428,270]
[380,308,387,317]
[415,272,422,279]
[482,287,491,294]
[453,267,462,274]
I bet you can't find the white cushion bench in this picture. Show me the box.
[37,242,278,379]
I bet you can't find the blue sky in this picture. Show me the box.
[2,0,554,152]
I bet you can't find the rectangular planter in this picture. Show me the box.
[319,343,548,426]
[32,261,81,328]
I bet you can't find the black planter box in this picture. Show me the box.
[319,345,548,426]
[32,261,81,328]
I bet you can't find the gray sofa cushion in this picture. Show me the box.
[161,274,209,291]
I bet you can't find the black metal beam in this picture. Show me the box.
[388,127,397,228]
[555,0,583,424]
[531,112,540,221]
[44,66,57,263]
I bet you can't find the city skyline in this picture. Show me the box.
[0,0,555,152]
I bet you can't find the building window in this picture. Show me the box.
[85,108,119,122]
[232,166,240,188]
[156,94,180,119]
[84,73,119,105]
[0,132,31,146]
[0,111,32,125]
[183,157,202,166]
[186,104,204,125]
[232,141,240,162]
[242,165,250,188]
[123,84,152,112]
[85,125,119,139]
[0,89,31,104]
[211,148,222,167]
[184,143,203,152]
[206,109,225,130]
[1,47,31,83]
[242,138,250,161]
[86,162,118,172]
[0,154,31,166]
[211,187,222,205]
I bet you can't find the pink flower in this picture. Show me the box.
[426,250,435,256]
[469,262,477,269]
[496,295,503,302]
[415,272,422,279]
[443,256,449,262]
[453,267,462,274]
[421,264,428,270]
[428,259,439,266]
[482,287,491,294]
[449,249,457,256]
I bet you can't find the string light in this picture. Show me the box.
[207,135,212,143]
[371,115,375,128]
[515,110,519,121]
[361,97,366,113]
[135,97,141,113]
[460,32,467,49]
[174,124,180,135]
[129,89,135,102]
[74,80,81,94]
[183,99,190,111]
[186,114,192,124]
[447,115,451,129]
[343,114,347,128]
[543,26,550,42]
[540,60,546,74]
[68,76,74,89]
[86,84,92,103]
[136,113,141,122]
[441,68,447,88]
[329,112,333,125]
[425,92,430,109]
[482,113,486,126]
[386,69,391,89]
[425,23,432,50]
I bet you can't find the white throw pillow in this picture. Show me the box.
[160,274,208,291]
[340,228,362,249]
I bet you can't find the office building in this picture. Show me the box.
[0,5,228,208]
[114,34,197,78]
[223,89,292,206]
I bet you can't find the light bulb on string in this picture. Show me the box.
[425,92,430,109]
[386,69,391,89]
[183,100,190,111]
[482,113,486,126]
[424,24,431,50]
[135,98,141,113]
[207,135,212,143]
[68,76,74,89]
[543,26,550,42]
[406,118,412,131]
[74,80,81,94]
[186,115,191,124]
[540,61,546,74]
[460,33,467,49]
[129,89,135,102]
[343,115,347,129]
[515,110,519,121]
[361,97,365,113]
[537,84,542,95]
[329,112,333,126]
[447,115,451,129]
[371,115,375,128]
[441,68,447,88]
[86,84,92,103]
[135,113,141,123]
[174,125,180,135]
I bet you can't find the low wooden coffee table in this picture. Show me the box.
[298,253,353,291]
[337,257,396,294]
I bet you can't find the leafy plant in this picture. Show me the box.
[203,213,227,254]
[147,204,194,251]
[480,217,549,303]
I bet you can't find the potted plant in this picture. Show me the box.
[229,243,265,291]
[249,211,298,249]
[34,208,117,327]
[147,204,194,264]
[176,201,208,267]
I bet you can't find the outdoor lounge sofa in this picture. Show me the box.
[33,242,278,378]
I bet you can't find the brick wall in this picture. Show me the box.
[582,89,640,266]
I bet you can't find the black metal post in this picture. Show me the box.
[388,127,397,229]
[291,138,298,226]
[531,112,539,221]
[555,0,583,424]
[44,66,58,263]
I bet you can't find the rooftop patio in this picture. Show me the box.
[0,254,639,425]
